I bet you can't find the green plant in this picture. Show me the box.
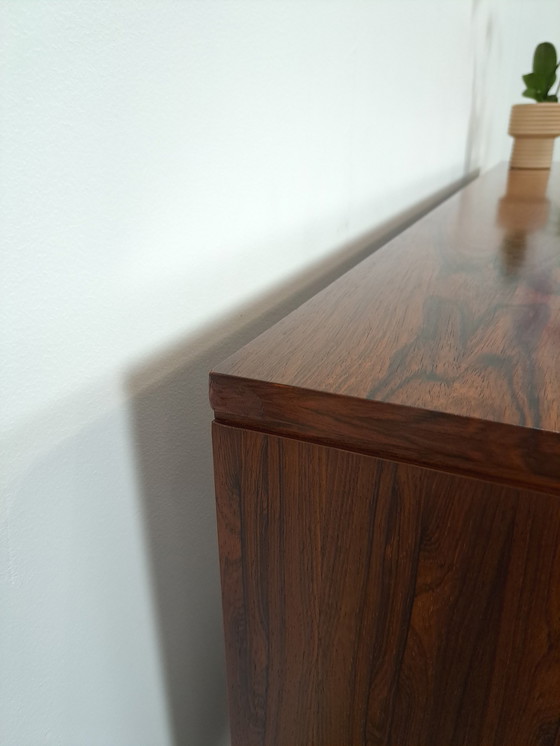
[522,42,559,102]
[523,41,560,103]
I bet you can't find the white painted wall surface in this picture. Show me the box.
[1,2,559,745]
[471,0,560,169]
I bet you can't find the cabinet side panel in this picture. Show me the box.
[383,467,560,746]
[212,421,267,746]
[212,423,560,746]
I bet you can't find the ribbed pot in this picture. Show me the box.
[508,103,560,169]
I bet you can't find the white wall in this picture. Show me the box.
[1,2,558,745]
[470,0,560,169]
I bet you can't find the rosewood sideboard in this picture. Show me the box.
[210,166,560,746]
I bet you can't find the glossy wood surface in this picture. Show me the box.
[210,167,560,488]
[210,374,560,494]
[214,423,560,746]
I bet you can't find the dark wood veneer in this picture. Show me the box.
[211,374,560,495]
[210,166,560,745]
[211,166,560,468]
[214,423,560,746]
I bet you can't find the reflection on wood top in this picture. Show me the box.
[210,165,560,491]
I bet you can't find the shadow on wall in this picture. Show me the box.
[125,168,477,746]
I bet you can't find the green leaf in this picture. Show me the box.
[533,42,557,75]
[522,44,559,100]
[545,94,559,102]
[523,71,549,91]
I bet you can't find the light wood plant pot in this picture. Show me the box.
[509,103,560,169]
[498,169,551,232]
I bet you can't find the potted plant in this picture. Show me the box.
[509,42,560,169]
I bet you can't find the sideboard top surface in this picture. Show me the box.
[211,166,560,491]
[213,166,560,430]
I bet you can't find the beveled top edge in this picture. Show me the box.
[210,372,560,495]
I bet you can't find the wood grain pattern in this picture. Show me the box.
[211,166,560,486]
[213,422,560,746]
[210,374,560,495]
[211,167,560,745]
